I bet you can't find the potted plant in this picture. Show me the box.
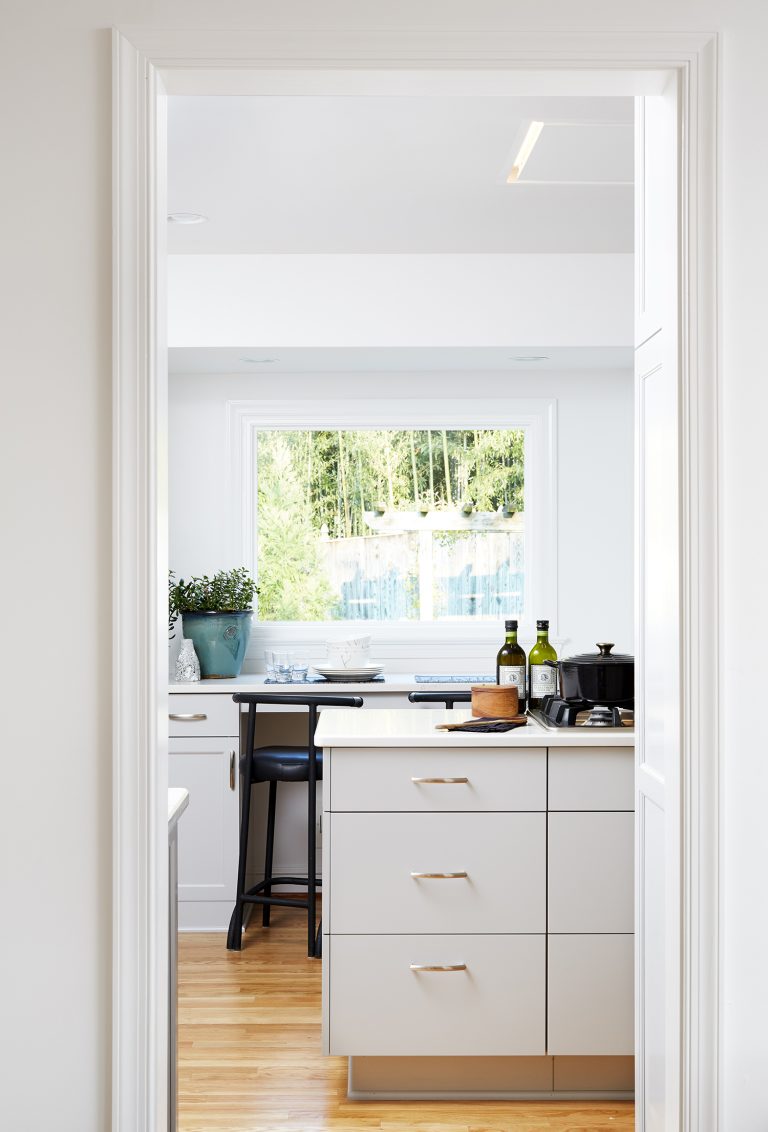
[169,568,257,678]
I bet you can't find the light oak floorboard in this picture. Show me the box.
[178,905,634,1131]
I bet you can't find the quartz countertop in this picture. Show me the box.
[168,787,189,831]
[314,707,634,748]
[169,673,490,695]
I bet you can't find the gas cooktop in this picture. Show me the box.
[529,694,634,730]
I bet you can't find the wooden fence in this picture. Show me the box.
[319,530,524,620]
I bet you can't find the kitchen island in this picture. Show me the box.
[315,707,634,1101]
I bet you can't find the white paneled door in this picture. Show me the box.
[634,87,681,1131]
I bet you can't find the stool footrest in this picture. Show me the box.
[244,875,321,894]
[242,894,312,910]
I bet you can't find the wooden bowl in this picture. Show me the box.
[471,683,519,719]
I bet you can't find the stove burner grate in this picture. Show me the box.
[532,695,634,729]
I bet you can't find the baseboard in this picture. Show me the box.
[347,1055,635,1100]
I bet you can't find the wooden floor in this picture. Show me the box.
[178,906,635,1132]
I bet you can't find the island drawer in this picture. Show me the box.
[329,811,545,934]
[548,747,634,811]
[168,693,239,737]
[328,933,545,1056]
[328,746,545,812]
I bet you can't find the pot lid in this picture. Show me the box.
[563,642,634,665]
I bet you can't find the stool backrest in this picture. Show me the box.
[408,690,472,710]
[232,691,364,759]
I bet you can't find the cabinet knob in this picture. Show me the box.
[169,713,207,722]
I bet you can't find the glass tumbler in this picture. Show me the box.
[273,650,294,683]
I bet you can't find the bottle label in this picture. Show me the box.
[531,664,557,697]
[499,665,526,695]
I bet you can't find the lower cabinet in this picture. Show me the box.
[329,934,546,1056]
[168,736,239,929]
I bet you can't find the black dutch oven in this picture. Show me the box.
[548,642,634,708]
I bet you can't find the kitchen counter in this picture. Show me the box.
[168,786,189,829]
[318,710,634,1100]
[315,706,634,747]
[169,673,491,695]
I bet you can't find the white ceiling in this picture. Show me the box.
[168,346,633,376]
[168,95,634,255]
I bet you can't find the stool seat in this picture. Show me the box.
[243,745,324,783]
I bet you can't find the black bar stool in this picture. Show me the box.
[408,690,472,709]
[226,692,363,957]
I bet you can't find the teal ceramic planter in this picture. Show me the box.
[181,610,253,678]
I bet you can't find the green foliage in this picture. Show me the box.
[169,567,256,629]
[252,428,524,622]
[259,428,525,542]
[256,434,337,620]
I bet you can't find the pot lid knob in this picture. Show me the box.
[596,642,615,656]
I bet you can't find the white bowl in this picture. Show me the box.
[326,637,371,668]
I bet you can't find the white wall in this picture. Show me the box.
[2,4,767,1131]
[169,369,634,663]
[168,253,633,348]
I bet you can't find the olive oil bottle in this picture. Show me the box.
[496,619,527,711]
[528,619,558,708]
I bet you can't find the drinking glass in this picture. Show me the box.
[264,649,275,680]
[273,650,294,683]
[292,655,309,682]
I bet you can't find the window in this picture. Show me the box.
[256,428,525,622]
[229,398,556,643]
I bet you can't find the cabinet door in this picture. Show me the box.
[548,812,634,933]
[548,934,634,1055]
[168,737,239,907]
[548,747,634,811]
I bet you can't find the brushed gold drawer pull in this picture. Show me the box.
[410,963,467,973]
[169,713,207,722]
[411,776,469,784]
[229,751,236,791]
[410,871,468,879]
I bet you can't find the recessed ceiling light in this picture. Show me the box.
[239,356,279,364]
[509,355,550,362]
[167,211,208,224]
[506,121,545,184]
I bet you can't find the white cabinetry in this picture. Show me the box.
[323,734,634,1092]
[168,693,240,930]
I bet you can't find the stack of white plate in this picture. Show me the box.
[311,663,384,683]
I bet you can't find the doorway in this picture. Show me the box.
[113,30,719,1132]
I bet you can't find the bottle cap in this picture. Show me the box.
[536,619,549,630]
[504,619,518,631]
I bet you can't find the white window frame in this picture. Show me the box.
[227,396,557,659]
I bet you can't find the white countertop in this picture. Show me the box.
[168,787,189,831]
[314,707,634,747]
[169,673,490,695]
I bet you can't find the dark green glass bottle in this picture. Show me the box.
[528,619,558,708]
[496,619,527,711]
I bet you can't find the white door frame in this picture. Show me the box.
[112,27,719,1132]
